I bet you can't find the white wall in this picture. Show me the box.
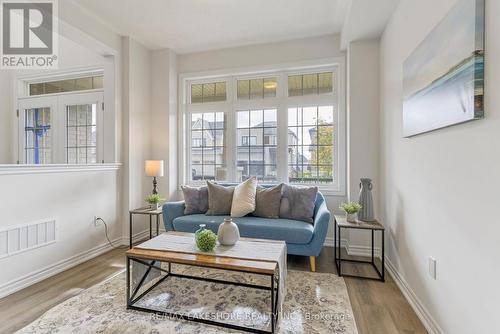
[380,0,500,333]
[151,49,178,201]
[179,34,343,73]
[347,39,380,249]
[0,168,121,296]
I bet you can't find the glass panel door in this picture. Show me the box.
[24,107,52,164]
[60,92,104,164]
[65,102,98,164]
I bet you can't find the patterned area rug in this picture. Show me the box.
[17,265,358,334]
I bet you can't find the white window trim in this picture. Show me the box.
[178,57,346,196]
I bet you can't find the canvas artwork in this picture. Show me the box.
[402,0,485,137]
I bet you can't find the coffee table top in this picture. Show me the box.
[126,232,285,275]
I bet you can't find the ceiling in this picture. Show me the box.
[73,0,350,53]
[73,0,399,54]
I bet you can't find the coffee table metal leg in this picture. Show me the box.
[126,256,131,307]
[129,213,133,249]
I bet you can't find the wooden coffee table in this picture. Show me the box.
[125,232,285,334]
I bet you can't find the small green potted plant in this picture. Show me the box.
[340,202,362,223]
[146,194,163,210]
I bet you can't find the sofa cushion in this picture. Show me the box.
[230,176,257,217]
[253,184,282,218]
[181,185,208,214]
[172,214,314,244]
[206,181,235,215]
[279,184,318,223]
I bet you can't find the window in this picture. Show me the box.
[241,136,257,146]
[24,108,52,164]
[190,112,226,180]
[288,106,334,184]
[66,103,98,164]
[191,82,226,103]
[237,77,277,100]
[183,65,343,192]
[288,72,333,96]
[29,75,103,96]
[236,109,277,181]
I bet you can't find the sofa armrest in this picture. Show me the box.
[309,200,331,256]
[162,201,185,231]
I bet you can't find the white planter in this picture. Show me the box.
[346,212,358,223]
[217,218,240,246]
[150,203,161,210]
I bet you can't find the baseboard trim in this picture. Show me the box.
[385,257,444,334]
[0,229,149,299]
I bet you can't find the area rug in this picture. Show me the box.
[17,265,358,334]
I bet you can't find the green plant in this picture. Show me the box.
[196,229,217,252]
[146,194,162,204]
[339,202,362,214]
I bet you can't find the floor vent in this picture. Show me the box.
[0,219,56,258]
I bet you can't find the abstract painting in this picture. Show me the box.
[403,0,484,137]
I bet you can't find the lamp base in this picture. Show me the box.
[152,177,158,195]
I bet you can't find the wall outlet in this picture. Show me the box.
[93,216,101,226]
[428,257,437,279]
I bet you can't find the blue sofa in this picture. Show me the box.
[162,187,331,271]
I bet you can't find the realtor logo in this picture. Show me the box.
[1,0,58,69]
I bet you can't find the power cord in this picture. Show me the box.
[95,217,127,249]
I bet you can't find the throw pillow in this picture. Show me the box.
[253,184,283,218]
[279,184,318,223]
[230,177,258,217]
[206,181,235,215]
[181,185,208,214]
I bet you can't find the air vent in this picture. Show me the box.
[0,219,56,258]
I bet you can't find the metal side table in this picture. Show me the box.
[129,206,163,248]
[334,215,385,281]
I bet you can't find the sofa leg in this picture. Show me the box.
[309,256,316,272]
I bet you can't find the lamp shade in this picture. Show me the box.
[145,160,164,177]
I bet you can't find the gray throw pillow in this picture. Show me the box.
[279,184,318,223]
[181,185,209,214]
[206,181,235,215]
[253,184,283,218]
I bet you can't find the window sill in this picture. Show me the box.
[0,163,122,175]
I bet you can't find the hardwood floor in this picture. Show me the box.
[0,245,427,334]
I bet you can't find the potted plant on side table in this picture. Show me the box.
[146,194,163,210]
[340,202,362,223]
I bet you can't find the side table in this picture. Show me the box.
[334,215,385,281]
[129,206,163,248]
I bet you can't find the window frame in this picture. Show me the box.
[179,58,346,196]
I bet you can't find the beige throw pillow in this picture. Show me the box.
[230,177,258,217]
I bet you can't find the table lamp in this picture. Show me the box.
[145,160,164,194]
